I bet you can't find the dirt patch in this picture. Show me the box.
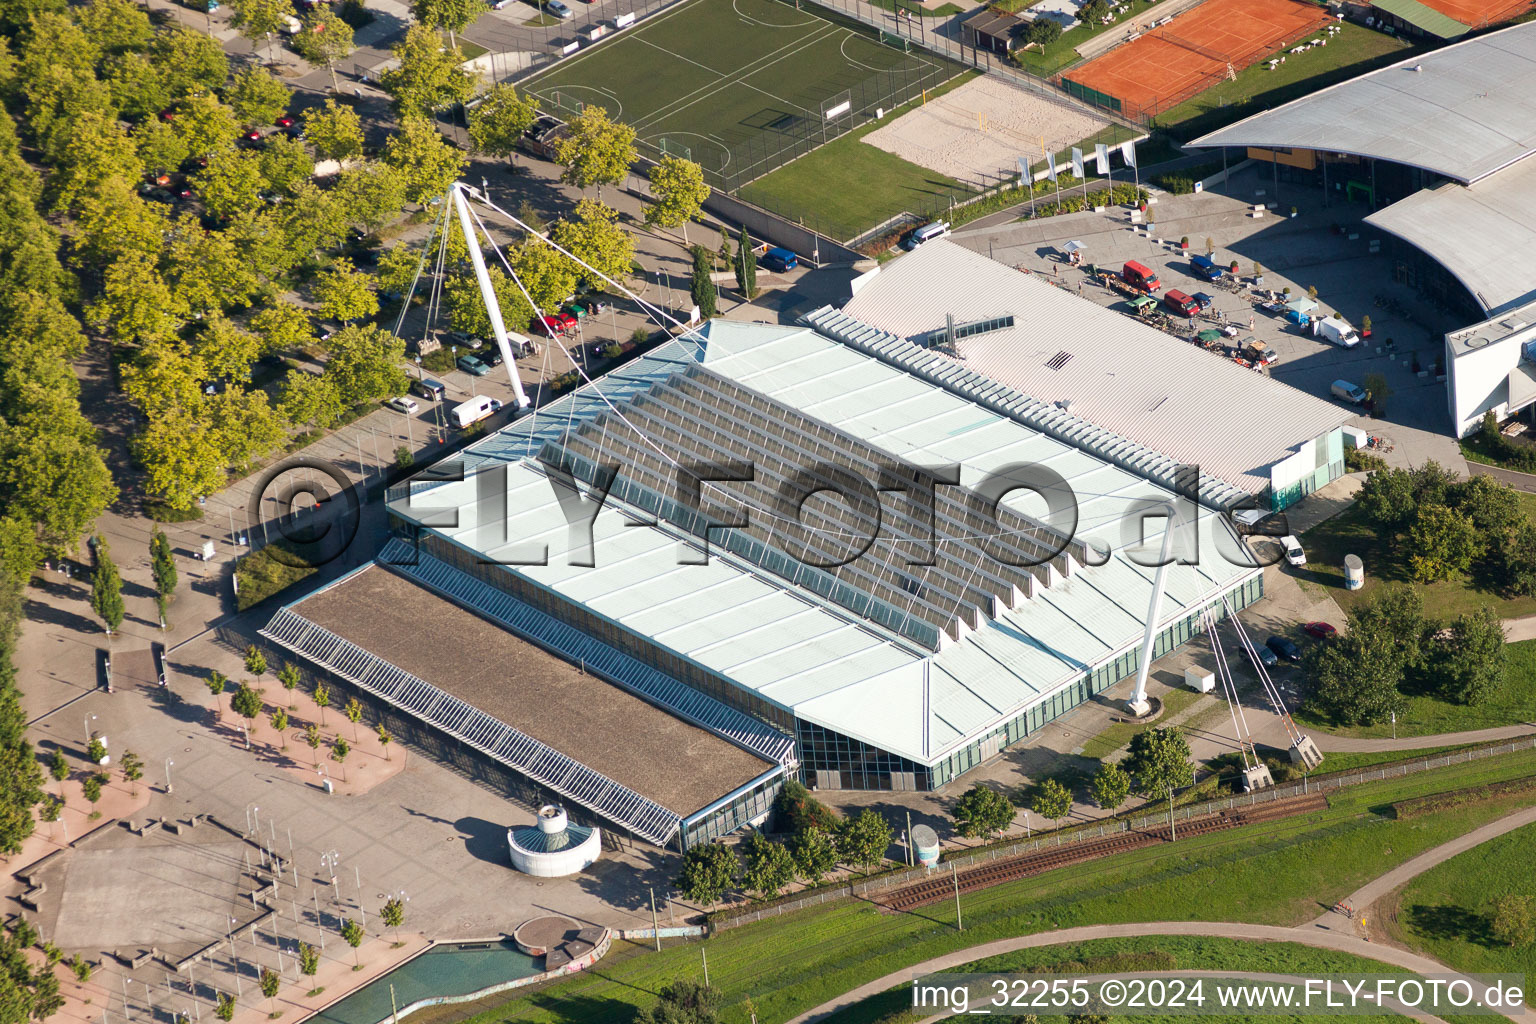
[863,75,1108,186]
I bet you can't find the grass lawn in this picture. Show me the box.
[1157,26,1421,140]
[1386,821,1536,993]
[1298,493,1536,622]
[1317,745,1475,776]
[454,750,1536,1024]
[822,935,1443,1024]
[235,543,317,612]
[1296,639,1536,740]
[1079,687,1203,760]
[738,73,979,242]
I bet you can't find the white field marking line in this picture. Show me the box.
[635,21,853,131]
[533,82,625,118]
[839,31,890,72]
[524,0,707,80]
[629,22,841,129]
[640,129,734,169]
[731,0,822,28]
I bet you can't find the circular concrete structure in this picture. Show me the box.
[910,824,940,867]
[506,805,601,877]
[512,915,580,957]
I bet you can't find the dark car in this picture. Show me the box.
[412,378,446,402]
[1251,644,1279,670]
[284,124,306,141]
[480,346,504,367]
[1266,635,1302,663]
[1193,291,1216,312]
[1302,621,1338,640]
[456,354,490,376]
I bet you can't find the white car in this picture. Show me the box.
[386,396,420,415]
[1279,535,1306,567]
[547,0,574,17]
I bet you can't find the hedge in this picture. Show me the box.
[1391,775,1536,819]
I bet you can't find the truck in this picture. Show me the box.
[450,394,502,429]
[1122,260,1161,292]
[1313,315,1361,348]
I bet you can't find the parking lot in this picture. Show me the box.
[950,163,1469,466]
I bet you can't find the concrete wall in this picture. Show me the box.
[1447,328,1536,437]
[1269,429,1346,511]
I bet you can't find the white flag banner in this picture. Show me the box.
[1018,156,1032,180]
[1071,147,1085,179]
[1046,151,1058,181]
[1121,140,1137,167]
[1095,143,1110,175]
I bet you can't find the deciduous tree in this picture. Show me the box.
[741,832,796,900]
[1122,727,1193,798]
[551,198,633,291]
[171,93,241,159]
[151,27,230,99]
[553,105,635,199]
[1436,606,1505,706]
[445,266,532,338]
[509,240,578,315]
[1089,760,1131,811]
[333,162,408,233]
[634,980,722,1024]
[1028,778,1072,824]
[292,8,355,95]
[1409,504,1481,583]
[644,156,710,243]
[379,25,477,119]
[733,224,756,298]
[466,82,539,160]
[382,115,468,205]
[837,808,892,874]
[303,98,364,162]
[196,149,266,220]
[323,324,409,405]
[674,842,736,905]
[952,783,1014,838]
[1491,894,1534,948]
[789,826,838,885]
[280,370,346,430]
[227,0,292,64]
[410,0,487,45]
[314,257,379,324]
[227,66,290,126]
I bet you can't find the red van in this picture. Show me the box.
[1163,289,1200,317]
[1122,260,1161,292]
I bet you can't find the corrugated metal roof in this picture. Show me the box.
[835,241,1352,495]
[1365,157,1536,315]
[1190,21,1536,184]
[388,321,1259,767]
[1369,0,1469,40]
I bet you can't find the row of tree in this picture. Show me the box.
[1304,584,1503,725]
[951,730,1194,839]
[0,2,122,873]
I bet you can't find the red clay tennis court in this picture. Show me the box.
[1061,0,1335,117]
[1415,0,1530,28]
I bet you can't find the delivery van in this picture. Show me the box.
[450,394,502,429]
[903,221,950,251]
[1122,260,1160,292]
[1314,315,1361,348]
[1331,379,1366,404]
[1163,289,1200,317]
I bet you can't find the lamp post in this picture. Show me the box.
[164,758,174,795]
[84,713,97,749]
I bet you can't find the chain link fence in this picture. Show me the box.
[710,734,1536,931]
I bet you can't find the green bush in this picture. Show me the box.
[771,779,840,834]
[236,542,318,612]
[1150,162,1223,194]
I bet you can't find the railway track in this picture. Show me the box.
[873,793,1329,913]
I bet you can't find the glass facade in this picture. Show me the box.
[804,573,1265,791]
[397,518,1263,795]
[682,768,787,848]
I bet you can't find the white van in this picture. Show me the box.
[902,220,950,251]
[1314,315,1360,348]
[450,394,501,429]
[1331,379,1366,404]
[1279,534,1306,567]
